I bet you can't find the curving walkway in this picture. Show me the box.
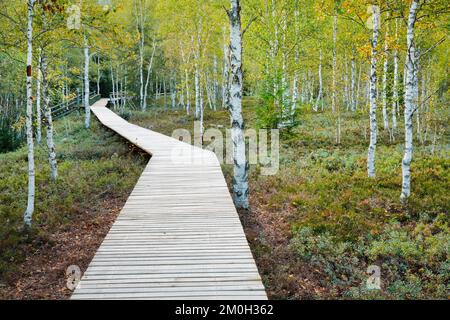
[71,99,267,300]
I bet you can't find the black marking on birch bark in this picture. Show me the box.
[27,65,32,77]
[231,120,244,130]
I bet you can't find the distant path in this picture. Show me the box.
[71,99,267,300]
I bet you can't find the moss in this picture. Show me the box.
[3,96,447,299]
[128,98,447,299]
[0,115,148,278]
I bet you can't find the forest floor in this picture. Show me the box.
[0,98,448,299]
[127,98,449,299]
[0,117,148,299]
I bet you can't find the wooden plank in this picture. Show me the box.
[71,99,266,300]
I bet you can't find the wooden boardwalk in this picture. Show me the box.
[71,99,267,300]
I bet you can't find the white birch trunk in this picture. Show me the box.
[213,55,218,110]
[392,19,399,133]
[24,0,35,227]
[309,75,315,104]
[163,77,167,108]
[36,49,42,144]
[292,72,299,112]
[300,73,306,104]
[171,75,177,109]
[195,66,200,119]
[84,36,90,129]
[314,50,323,112]
[382,17,389,131]
[344,59,349,110]
[331,14,337,113]
[41,53,57,181]
[416,54,421,142]
[143,41,156,111]
[135,0,145,109]
[355,62,362,111]
[227,0,249,209]
[367,5,380,178]
[351,56,356,111]
[116,66,120,105]
[206,74,213,110]
[199,81,204,142]
[119,65,124,111]
[199,75,203,116]
[281,15,289,112]
[124,70,128,109]
[292,8,299,113]
[222,44,229,108]
[110,61,116,109]
[96,55,101,95]
[185,69,190,114]
[179,80,185,108]
[401,0,419,200]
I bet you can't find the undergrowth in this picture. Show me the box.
[0,116,148,279]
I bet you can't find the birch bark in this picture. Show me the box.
[392,19,399,134]
[171,74,177,109]
[84,35,90,129]
[41,52,57,181]
[143,41,156,111]
[314,50,323,112]
[135,0,146,110]
[401,0,420,200]
[36,49,42,144]
[213,55,218,110]
[292,8,300,114]
[222,44,230,108]
[351,55,356,111]
[195,66,200,119]
[96,55,101,95]
[110,60,116,109]
[382,17,389,131]
[185,69,190,114]
[24,0,36,227]
[227,0,249,209]
[367,5,380,178]
[355,62,362,111]
[331,14,337,113]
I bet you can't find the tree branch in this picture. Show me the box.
[242,16,257,38]
[419,36,446,60]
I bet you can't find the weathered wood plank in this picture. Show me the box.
[71,99,266,300]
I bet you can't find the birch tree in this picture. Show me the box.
[41,51,57,180]
[391,18,399,137]
[350,53,356,111]
[134,0,147,110]
[382,14,389,131]
[367,5,380,178]
[83,34,90,129]
[401,0,420,200]
[36,49,42,144]
[331,14,337,113]
[226,0,249,209]
[36,2,63,181]
[194,63,201,119]
[222,42,229,109]
[96,55,101,95]
[143,40,157,110]
[291,5,300,113]
[314,50,323,111]
[23,0,36,227]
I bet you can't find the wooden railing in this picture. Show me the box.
[108,91,137,109]
[52,91,101,120]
